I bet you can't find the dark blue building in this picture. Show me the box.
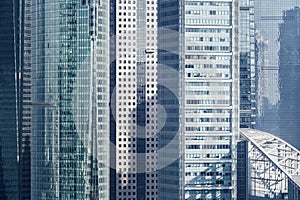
[157,0,184,198]
[0,0,18,199]
[0,0,32,199]
[240,0,256,129]
[255,0,300,139]
[278,7,300,150]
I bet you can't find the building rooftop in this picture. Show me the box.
[240,128,300,188]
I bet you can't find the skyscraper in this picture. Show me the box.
[109,0,159,198]
[31,1,110,199]
[255,0,300,136]
[0,0,21,199]
[157,0,184,198]
[18,0,33,199]
[278,7,300,150]
[239,0,256,129]
[183,0,239,199]
[0,0,32,198]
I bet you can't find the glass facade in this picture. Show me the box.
[109,0,117,198]
[19,0,32,199]
[240,129,300,200]
[239,0,256,129]
[278,7,300,150]
[157,0,184,199]
[255,0,300,138]
[0,0,20,199]
[184,0,239,199]
[0,0,32,199]
[237,140,249,200]
[31,1,109,199]
[3,1,300,199]
[288,178,300,200]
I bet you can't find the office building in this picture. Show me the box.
[31,1,110,199]
[239,0,256,129]
[158,0,239,199]
[0,0,21,199]
[109,0,159,198]
[183,0,239,199]
[18,0,32,199]
[255,0,300,137]
[157,0,184,199]
[278,7,300,150]
[0,0,32,199]
[236,140,249,200]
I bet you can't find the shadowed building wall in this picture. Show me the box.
[278,7,300,150]
[0,0,21,199]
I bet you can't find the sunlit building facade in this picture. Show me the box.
[31,1,110,199]
[184,0,239,199]
[109,0,159,198]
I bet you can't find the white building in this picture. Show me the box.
[184,0,239,199]
[110,0,158,198]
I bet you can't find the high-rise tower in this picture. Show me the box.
[31,1,110,199]
[157,0,184,198]
[109,0,159,198]
[0,0,21,199]
[0,0,32,199]
[183,0,239,199]
[158,0,239,199]
[239,0,256,129]
[255,0,300,136]
[278,7,300,150]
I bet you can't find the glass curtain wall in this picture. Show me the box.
[31,1,109,199]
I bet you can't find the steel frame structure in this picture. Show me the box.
[240,129,300,198]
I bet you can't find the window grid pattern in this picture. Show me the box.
[184,0,239,199]
[31,1,109,199]
[115,0,158,198]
